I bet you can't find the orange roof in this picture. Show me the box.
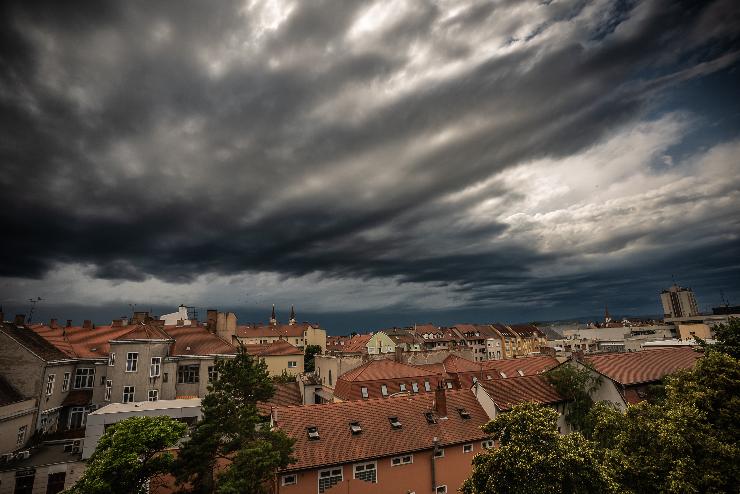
[584,347,701,386]
[339,359,436,382]
[335,359,445,400]
[329,334,372,353]
[479,375,566,411]
[165,326,237,356]
[235,323,313,338]
[508,324,545,338]
[481,355,559,378]
[273,389,490,471]
[243,339,303,357]
[257,381,303,415]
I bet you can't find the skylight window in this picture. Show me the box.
[458,408,471,419]
[389,416,402,429]
[350,421,362,435]
[381,384,388,396]
[517,369,525,376]
[425,412,437,424]
[361,387,369,399]
[307,426,320,440]
[500,371,507,378]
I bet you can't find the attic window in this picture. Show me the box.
[307,426,320,440]
[361,387,369,399]
[350,422,362,435]
[90,348,97,352]
[517,369,525,376]
[458,408,471,419]
[389,416,402,429]
[425,412,437,424]
[500,371,507,378]
[186,346,191,351]
[381,385,388,396]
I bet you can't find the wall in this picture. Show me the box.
[573,361,627,411]
[276,445,483,494]
[315,355,366,389]
[106,341,172,404]
[0,399,36,453]
[366,333,395,355]
[304,327,326,351]
[0,459,84,494]
[677,323,712,341]
[261,354,305,376]
[0,332,44,400]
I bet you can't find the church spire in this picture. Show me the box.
[289,305,296,325]
[604,303,611,324]
[270,304,277,325]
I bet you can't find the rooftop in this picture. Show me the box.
[480,355,560,378]
[242,339,303,357]
[584,347,702,386]
[478,374,566,411]
[90,398,202,415]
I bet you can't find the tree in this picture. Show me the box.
[462,403,617,494]
[589,350,740,493]
[546,362,602,433]
[304,344,322,373]
[174,348,295,493]
[698,316,740,359]
[65,416,186,494]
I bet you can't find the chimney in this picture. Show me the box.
[132,311,149,324]
[434,381,447,418]
[0,307,3,323]
[207,309,218,331]
[111,319,122,327]
[50,318,58,328]
[14,314,25,325]
[66,319,73,328]
[82,320,93,329]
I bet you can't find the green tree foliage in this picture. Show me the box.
[462,403,617,494]
[698,316,740,359]
[65,416,186,494]
[590,351,740,493]
[546,362,601,433]
[271,370,296,383]
[304,344,322,373]
[174,349,295,493]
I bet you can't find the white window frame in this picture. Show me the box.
[434,448,445,458]
[318,467,343,493]
[281,474,297,486]
[288,360,297,368]
[104,380,112,402]
[381,384,388,396]
[126,352,139,372]
[150,357,161,377]
[353,461,377,483]
[436,486,448,494]
[108,352,116,366]
[412,382,419,393]
[74,368,94,389]
[391,454,413,466]
[148,389,158,402]
[17,425,27,445]
[68,406,86,429]
[361,386,369,399]
[399,383,407,392]
[424,381,431,392]
[46,374,55,396]
[122,386,135,403]
[481,439,494,450]
[463,443,474,453]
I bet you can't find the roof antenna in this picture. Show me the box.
[27,297,42,324]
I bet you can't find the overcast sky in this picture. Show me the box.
[1,0,739,333]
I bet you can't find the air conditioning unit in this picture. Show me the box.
[0,453,13,463]
[15,451,30,460]
[72,439,82,448]
[71,446,81,454]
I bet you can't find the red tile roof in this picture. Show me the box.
[480,355,560,378]
[273,389,490,471]
[334,359,443,401]
[164,326,237,356]
[1,322,69,361]
[257,381,303,415]
[584,347,701,386]
[243,340,303,357]
[326,334,372,353]
[235,323,313,338]
[508,324,546,339]
[479,375,566,411]
[339,359,436,382]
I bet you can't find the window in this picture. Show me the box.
[361,386,369,399]
[208,366,218,382]
[412,382,419,393]
[288,361,297,368]
[353,462,376,483]
[14,471,35,494]
[318,468,342,493]
[281,474,296,486]
[46,374,55,396]
[123,386,135,403]
[62,372,70,392]
[424,381,431,392]
[149,357,161,377]
[399,383,407,392]
[350,421,362,435]
[108,352,115,366]
[69,407,85,429]
[328,370,332,386]
[16,425,27,445]
[446,382,453,389]
[100,375,106,386]
[148,389,158,402]
[126,352,138,372]
[425,412,437,424]
[458,408,471,419]
[104,380,112,401]
[381,384,388,396]
[47,472,66,494]
[177,365,200,384]
[74,368,94,389]
[389,416,402,429]
[436,486,448,494]
[307,426,319,440]
[163,372,168,383]
[463,443,473,453]
[481,440,494,450]
[433,448,444,458]
[391,454,413,466]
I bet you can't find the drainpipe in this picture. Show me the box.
[431,436,439,492]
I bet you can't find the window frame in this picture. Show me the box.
[17,425,27,446]
[411,382,419,393]
[177,364,200,384]
[122,385,135,404]
[436,486,448,494]
[424,381,431,392]
[62,372,70,392]
[481,439,494,450]
[148,389,159,402]
[391,454,413,466]
[281,474,297,486]
[126,352,139,373]
[73,368,95,389]
[353,461,377,483]
[108,352,116,366]
[433,447,445,458]
[46,374,55,396]
[149,356,161,377]
[288,360,297,368]
[318,467,343,493]
[381,384,388,396]
[208,366,217,382]
[463,443,474,453]
[104,379,112,402]
[360,386,369,399]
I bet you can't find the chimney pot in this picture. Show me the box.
[50,318,58,328]
[66,319,73,328]
[83,320,93,329]
[434,381,448,417]
[112,319,122,327]
[14,314,25,325]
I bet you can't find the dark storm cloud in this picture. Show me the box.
[1,0,739,316]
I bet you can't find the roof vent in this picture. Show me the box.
[389,416,402,429]
[517,369,525,376]
[458,408,471,419]
[500,371,507,378]
[186,346,191,351]
[424,412,437,424]
[307,426,319,440]
[350,421,362,435]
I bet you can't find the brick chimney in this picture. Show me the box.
[111,319,122,327]
[14,314,25,325]
[82,320,93,329]
[434,381,447,418]
[50,318,58,328]
[207,309,218,331]
[66,319,73,328]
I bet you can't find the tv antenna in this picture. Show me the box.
[27,297,42,324]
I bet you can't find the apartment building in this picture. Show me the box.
[243,340,305,376]
[0,376,36,455]
[333,360,445,401]
[410,324,463,351]
[271,386,491,494]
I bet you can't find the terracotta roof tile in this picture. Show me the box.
[257,381,303,415]
[243,340,303,356]
[584,347,701,386]
[480,355,559,378]
[165,326,236,356]
[235,323,313,338]
[327,334,372,353]
[335,360,445,400]
[1,322,70,360]
[479,375,566,411]
[508,324,546,338]
[273,389,490,471]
